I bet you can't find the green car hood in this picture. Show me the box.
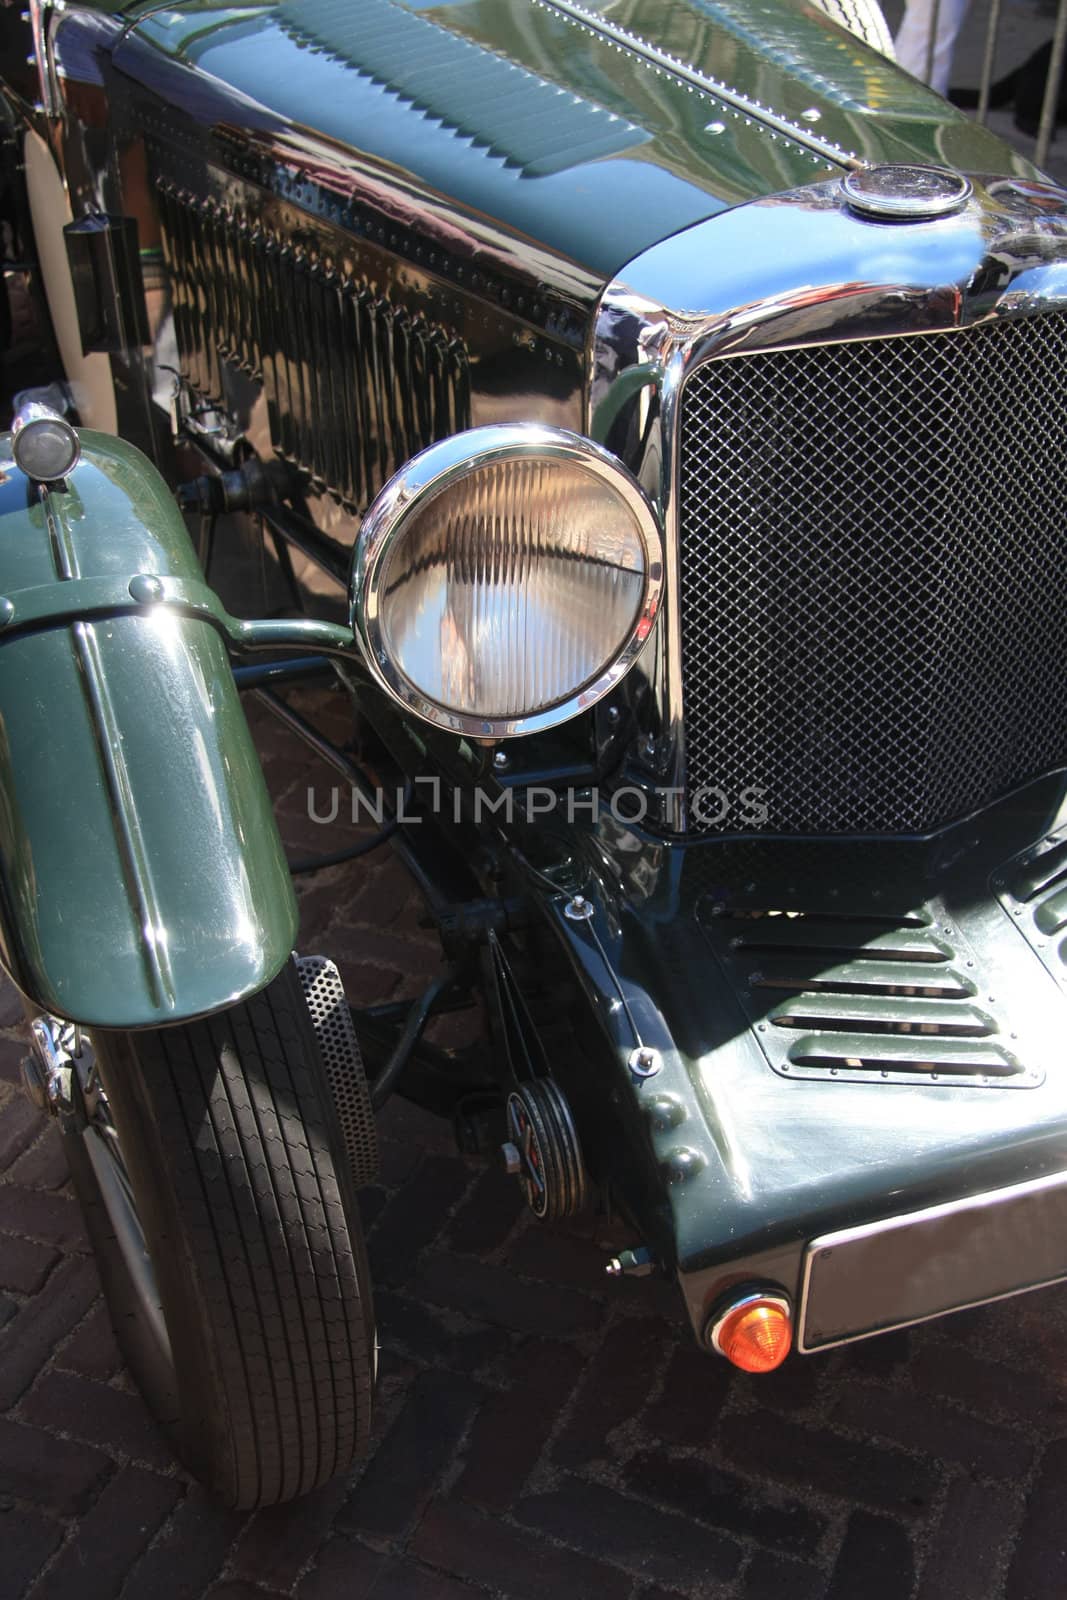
[117,0,1040,283]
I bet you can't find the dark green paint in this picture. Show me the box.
[516,773,1067,1341]
[0,431,299,1028]
[119,0,1039,286]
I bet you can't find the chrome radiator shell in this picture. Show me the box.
[590,174,1067,835]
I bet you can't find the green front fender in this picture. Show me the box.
[0,429,298,1027]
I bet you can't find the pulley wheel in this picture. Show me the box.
[505,1077,589,1222]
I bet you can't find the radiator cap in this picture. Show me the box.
[842,165,972,221]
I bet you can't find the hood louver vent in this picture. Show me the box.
[156,183,471,509]
[276,0,647,178]
[699,903,1039,1088]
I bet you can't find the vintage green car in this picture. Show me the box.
[3,0,1067,1508]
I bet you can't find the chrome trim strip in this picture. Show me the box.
[588,172,1067,830]
[797,1166,1067,1352]
[536,0,863,171]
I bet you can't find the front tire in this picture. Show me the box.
[61,960,375,1508]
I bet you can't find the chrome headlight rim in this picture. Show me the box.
[351,424,664,739]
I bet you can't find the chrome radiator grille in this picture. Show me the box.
[677,315,1067,835]
[157,185,471,508]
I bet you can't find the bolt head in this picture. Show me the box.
[629,1046,661,1078]
[564,895,594,921]
[492,749,509,771]
[129,574,165,605]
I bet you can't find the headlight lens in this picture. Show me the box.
[353,426,663,737]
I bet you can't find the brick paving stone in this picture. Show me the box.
[915,1477,1013,1600]
[446,1164,525,1255]
[336,1368,483,1540]
[0,1097,45,1171]
[0,1256,99,1409]
[297,1537,386,1600]
[0,1187,88,1252]
[0,1291,15,1328]
[720,1411,941,1516]
[1,1500,64,1600]
[0,1415,112,1514]
[0,1233,59,1295]
[749,1353,821,1415]
[18,1370,174,1471]
[831,1382,1033,1481]
[122,1488,246,1600]
[640,1342,733,1446]
[370,1561,485,1599]
[517,1478,744,1589]
[0,1037,27,1086]
[55,1301,122,1382]
[0,979,27,1030]
[375,1289,509,1374]
[1006,1438,1067,1600]
[414,1498,634,1600]
[358,1185,389,1231]
[622,1448,827,1559]
[375,1137,423,1190]
[30,1463,182,1600]
[825,1510,915,1600]
[910,1342,1067,1430]
[741,1552,827,1600]
[368,1156,472,1288]
[832,1330,911,1379]
[456,1338,585,1511]
[554,1315,670,1466]
[203,1586,275,1600]
[412,1252,602,1338]
[507,1226,617,1293]
[7,1127,70,1191]
[231,1479,349,1590]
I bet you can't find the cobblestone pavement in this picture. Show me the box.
[1,685,1066,1600]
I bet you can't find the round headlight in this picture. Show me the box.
[352,425,663,737]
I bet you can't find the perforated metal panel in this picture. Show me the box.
[297,955,378,1188]
[678,316,1067,834]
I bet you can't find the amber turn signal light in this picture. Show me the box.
[707,1291,793,1373]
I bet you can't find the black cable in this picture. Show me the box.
[287,819,398,875]
[370,968,457,1110]
[286,779,415,875]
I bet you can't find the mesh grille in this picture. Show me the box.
[678,316,1067,834]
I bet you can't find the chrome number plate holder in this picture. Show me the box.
[798,1168,1067,1351]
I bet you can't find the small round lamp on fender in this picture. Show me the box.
[11,403,80,484]
[707,1290,793,1373]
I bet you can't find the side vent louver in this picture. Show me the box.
[157,184,471,507]
[998,827,1067,987]
[699,904,1038,1088]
